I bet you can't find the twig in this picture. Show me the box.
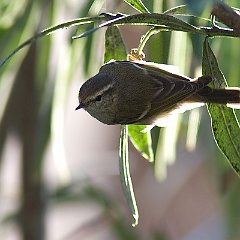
[212,2,240,34]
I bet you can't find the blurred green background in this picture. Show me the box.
[0,0,240,240]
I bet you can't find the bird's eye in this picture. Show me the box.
[95,95,102,102]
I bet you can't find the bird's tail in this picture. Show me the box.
[197,86,240,109]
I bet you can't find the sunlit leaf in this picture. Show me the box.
[0,2,35,130]
[128,125,154,162]
[75,10,240,40]
[186,108,201,151]
[202,38,240,176]
[119,125,139,227]
[123,0,150,13]
[0,0,28,28]
[154,117,182,181]
[75,13,202,39]
[104,26,127,62]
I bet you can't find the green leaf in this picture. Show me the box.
[202,38,240,176]
[0,15,104,68]
[75,12,239,40]
[104,25,138,226]
[119,125,139,227]
[163,5,188,15]
[75,13,203,39]
[163,4,210,21]
[105,13,199,32]
[128,125,154,162]
[104,26,127,63]
[123,0,150,13]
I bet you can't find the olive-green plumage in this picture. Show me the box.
[76,61,240,126]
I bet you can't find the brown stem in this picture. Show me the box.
[18,44,45,240]
[212,2,240,34]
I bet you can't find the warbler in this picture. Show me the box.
[76,60,240,127]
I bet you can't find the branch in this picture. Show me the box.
[212,2,240,34]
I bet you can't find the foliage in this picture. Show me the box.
[1,0,240,239]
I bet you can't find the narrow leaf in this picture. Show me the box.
[104,26,127,62]
[163,5,188,15]
[104,13,199,32]
[119,125,139,226]
[75,13,203,39]
[0,16,104,68]
[123,0,150,13]
[202,38,240,176]
[104,26,138,225]
[163,4,210,21]
[104,26,154,164]
[128,125,154,162]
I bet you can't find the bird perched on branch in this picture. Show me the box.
[76,60,240,127]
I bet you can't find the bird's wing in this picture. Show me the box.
[132,62,212,123]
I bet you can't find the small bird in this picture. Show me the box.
[76,60,240,127]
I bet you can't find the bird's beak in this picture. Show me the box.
[75,103,84,111]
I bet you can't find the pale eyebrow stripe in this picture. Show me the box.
[90,83,114,100]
